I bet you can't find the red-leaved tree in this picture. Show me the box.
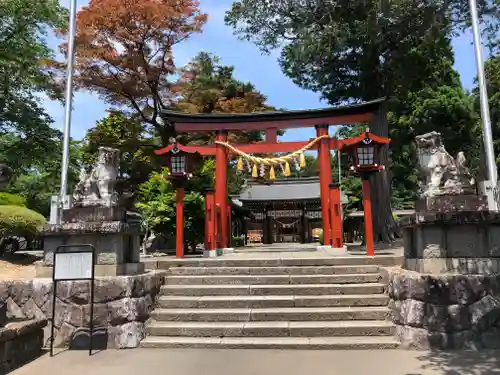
[61,0,207,142]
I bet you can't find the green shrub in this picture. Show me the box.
[0,193,26,207]
[232,236,245,247]
[318,231,324,245]
[0,205,46,236]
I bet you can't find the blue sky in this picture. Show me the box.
[43,0,483,142]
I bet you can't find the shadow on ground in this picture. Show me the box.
[407,350,500,375]
[6,348,49,375]
[1,252,41,265]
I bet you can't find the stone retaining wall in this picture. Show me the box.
[0,319,46,373]
[0,271,165,349]
[383,267,500,349]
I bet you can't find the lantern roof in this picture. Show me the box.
[339,129,390,151]
[154,141,203,156]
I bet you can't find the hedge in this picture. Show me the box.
[0,205,46,236]
[0,193,26,207]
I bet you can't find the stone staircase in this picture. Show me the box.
[141,255,401,349]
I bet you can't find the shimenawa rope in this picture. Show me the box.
[214,135,329,179]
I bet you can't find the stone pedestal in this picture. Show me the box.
[416,195,488,213]
[387,209,500,349]
[38,207,144,277]
[401,211,500,274]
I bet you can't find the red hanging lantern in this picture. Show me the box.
[158,139,203,259]
[340,128,389,174]
[339,128,390,257]
[162,139,203,182]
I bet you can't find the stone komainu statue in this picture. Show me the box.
[415,131,475,197]
[73,147,120,207]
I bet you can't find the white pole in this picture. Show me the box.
[469,0,498,210]
[59,0,78,206]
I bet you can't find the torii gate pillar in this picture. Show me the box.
[316,125,333,246]
[215,130,229,249]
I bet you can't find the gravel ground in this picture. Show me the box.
[0,251,42,279]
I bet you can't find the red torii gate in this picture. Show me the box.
[155,98,389,254]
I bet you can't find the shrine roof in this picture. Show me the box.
[237,177,321,202]
[160,98,386,131]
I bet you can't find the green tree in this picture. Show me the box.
[81,110,157,193]
[7,140,82,216]
[391,86,480,206]
[175,52,278,145]
[225,0,479,242]
[136,168,206,252]
[476,53,500,175]
[0,0,67,171]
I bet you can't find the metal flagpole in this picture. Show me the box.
[469,0,499,210]
[58,0,78,220]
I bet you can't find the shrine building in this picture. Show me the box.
[236,177,322,244]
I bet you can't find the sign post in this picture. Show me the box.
[50,244,96,357]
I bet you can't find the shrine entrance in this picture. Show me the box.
[237,177,322,245]
[155,98,390,256]
[273,215,300,243]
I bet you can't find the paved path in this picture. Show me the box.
[12,349,500,375]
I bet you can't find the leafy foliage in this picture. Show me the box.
[0,205,46,237]
[65,0,207,141]
[0,193,26,207]
[136,168,205,250]
[0,0,67,171]
[225,0,485,242]
[81,110,157,193]
[175,52,278,145]
[226,0,458,103]
[6,138,82,216]
[477,53,500,173]
[390,86,480,206]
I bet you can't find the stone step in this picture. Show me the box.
[233,249,316,253]
[165,274,380,285]
[160,283,385,296]
[158,255,402,269]
[151,306,390,322]
[158,294,389,309]
[146,320,394,337]
[166,265,380,276]
[140,335,400,350]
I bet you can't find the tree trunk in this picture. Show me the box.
[369,106,400,243]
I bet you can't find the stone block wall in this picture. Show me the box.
[0,319,46,374]
[383,267,500,349]
[0,271,165,349]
